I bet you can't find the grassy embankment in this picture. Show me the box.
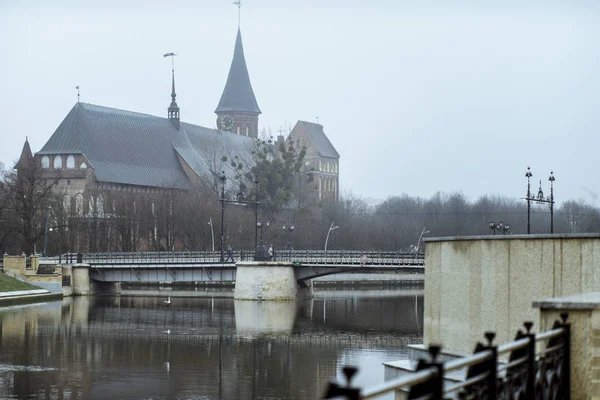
[0,273,38,292]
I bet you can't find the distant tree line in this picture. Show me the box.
[1,154,599,256]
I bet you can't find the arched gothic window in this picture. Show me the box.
[80,162,87,169]
[75,194,84,216]
[97,194,104,216]
[66,155,75,168]
[53,155,63,169]
[41,156,49,168]
[63,195,71,215]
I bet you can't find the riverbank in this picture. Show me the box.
[0,273,62,306]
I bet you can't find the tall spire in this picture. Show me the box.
[215,28,261,115]
[164,52,180,125]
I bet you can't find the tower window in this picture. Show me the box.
[246,126,249,136]
[80,162,87,169]
[41,156,49,168]
[66,155,75,168]
[236,126,240,135]
[53,155,63,169]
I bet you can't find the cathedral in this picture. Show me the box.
[16,27,340,204]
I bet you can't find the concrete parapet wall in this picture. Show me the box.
[234,262,297,300]
[2,253,27,279]
[424,234,600,354]
[533,292,600,399]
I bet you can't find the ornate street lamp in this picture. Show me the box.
[549,171,556,233]
[283,225,295,250]
[525,167,533,234]
[254,221,269,261]
[219,171,226,262]
[524,168,556,234]
[488,221,510,235]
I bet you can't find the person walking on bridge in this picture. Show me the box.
[268,244,274,261]
[226,246,234,262]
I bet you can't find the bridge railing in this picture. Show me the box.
[324,314,571,399]
[277,250,423,265]
[49,250,424,265]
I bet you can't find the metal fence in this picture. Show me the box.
[52,250,424,266]
[325,313,570,399]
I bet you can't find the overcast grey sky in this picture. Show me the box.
[2,1,599,205]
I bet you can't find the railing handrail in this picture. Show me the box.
[44,250,425,266]
[360,367,438,399]
[325,315,571,400]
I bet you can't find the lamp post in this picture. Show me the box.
[525,167,532,234]
[488,221,510,235]
[208,217,215,252]
[256,221,269,244]
[524,168,556,234]
[45,224,70,256]
[549,171,556,234]
[219,171,226,262]
[43,206,49,256]
[254,179,259,248]
[324,222,339,252]
[283,225,295,250]
[415,227,430,257]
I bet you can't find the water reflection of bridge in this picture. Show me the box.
[0,294,423,400]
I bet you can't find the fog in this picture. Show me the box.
[2,0,599,205]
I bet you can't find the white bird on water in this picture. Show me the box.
[164,294,171,306]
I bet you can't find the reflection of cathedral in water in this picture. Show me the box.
[0,293,423,399]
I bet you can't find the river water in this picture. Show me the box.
[0,288,423,400]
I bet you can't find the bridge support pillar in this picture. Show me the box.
[234,262,297,301]
[72,264,93,296]
[72,264,121,296]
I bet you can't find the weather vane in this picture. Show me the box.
[233,0,242,27]
[163,52,177,72]
[76,85,80,102]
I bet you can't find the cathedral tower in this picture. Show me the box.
[215,28,261,137]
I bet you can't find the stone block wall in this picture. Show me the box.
[424,234,600,354]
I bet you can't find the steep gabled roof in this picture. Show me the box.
[37,103,189,189]
[37,103,255,190]
[297,121,340,159]
[215,29,261,114]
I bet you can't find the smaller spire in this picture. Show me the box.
[15,137,33,170]
[164,52,180,125]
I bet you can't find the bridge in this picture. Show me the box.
[52,250,424,284]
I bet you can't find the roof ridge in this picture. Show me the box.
[78,102,169,120]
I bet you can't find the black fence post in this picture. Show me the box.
[429,345,444,399]
[76,253,83,263]
[523,321,536,396]
[483,332,498,399]
[560,313,571,400]
[408,345,444,399]
[323,366,360,400]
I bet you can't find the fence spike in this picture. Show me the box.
[484,331,495,346]
[560,312,569,324]
[524,321,534,334]
[428,345,441,362]
[342,366,358,386]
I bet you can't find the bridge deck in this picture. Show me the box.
[49,250,424,283]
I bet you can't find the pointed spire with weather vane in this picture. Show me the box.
[164,52,180,127]
[215,1,261,137]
